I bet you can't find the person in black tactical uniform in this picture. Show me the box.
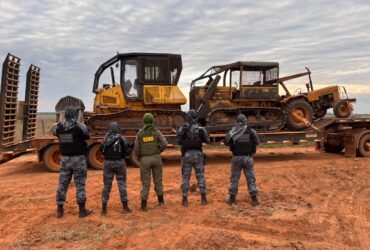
[54,107,93,218]
[100,122,132,215]
[176,109,210,207]
[224,114,260,207]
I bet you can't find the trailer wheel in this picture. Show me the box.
[333,100,352,118]
[324,143,344,153]
[42,144,61,172]
[87,143,104,170]
[286,99,313,130]
[129,150,140,168]
[358,134,370,157]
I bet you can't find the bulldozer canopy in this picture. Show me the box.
[192,61,279,82]
[93,53,182,93]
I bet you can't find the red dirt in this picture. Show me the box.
[0,146,369,249]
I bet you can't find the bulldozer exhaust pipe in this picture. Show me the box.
[110,66,116,84]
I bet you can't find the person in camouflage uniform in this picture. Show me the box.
[54,107,93,218]
[134,113,168,211]
[224,114,260,207]
[176,109,210,207]
[100,122,132,215]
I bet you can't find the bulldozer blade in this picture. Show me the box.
[0,54,21,149]
[22,64,40,141]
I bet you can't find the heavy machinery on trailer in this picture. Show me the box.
[0,53,369,172]
[56,53,187,136]
[190,61,355,132]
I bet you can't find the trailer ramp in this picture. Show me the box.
[0,54,41,163]
[0,54,21,148]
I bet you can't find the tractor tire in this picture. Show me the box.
[86,143,104,170]
[358,133,370,157]
[42,144,61,172]
[324,143,344,153]
[314,109,327,119]
[286,99,313,130]
[333,100,352,118]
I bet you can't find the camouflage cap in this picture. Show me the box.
[186,109,198,123]
[143,113,154,124]
[237,114,247,125]
[108,121,120,134]
[65,106,77,121]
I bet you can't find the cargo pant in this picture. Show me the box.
[101,160,128,203]
[56,155,87,205]
[181,150,206,196]
[229,155,258,197]
[140,154,164,200]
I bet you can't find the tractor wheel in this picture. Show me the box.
[314,109,327,119]
[286,99,313,130]
[129,150,140,168]
[324,143,344,153]
[86,143,104,170]
[42,144,61,172]
[333,100,353,118]
[358,133,370,157]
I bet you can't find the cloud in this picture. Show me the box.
[0,0,369,113]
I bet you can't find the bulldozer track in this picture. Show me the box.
[206,107,286,133]
[86,108,186,136]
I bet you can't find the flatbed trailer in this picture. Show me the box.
[1,53,370,172]
[1,116,370,172]
[210,116,370,158]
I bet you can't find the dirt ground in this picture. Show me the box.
[0,146,369,250]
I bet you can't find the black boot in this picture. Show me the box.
[226,194,236,205]
[79,203,93,218]
[141,199,147,212]
[56,204,64,218]
[251,195,260,207]
[122,201,132,213]
[182,196,188,207]
[158,195,165,205]
[101,202,107,216]
[201,193,208,205]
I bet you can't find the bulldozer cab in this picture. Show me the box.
[93,53,182,98]
[93,53,186,113]
[228,62,280,101]
[190,61,281,116]
[191,61,280,98]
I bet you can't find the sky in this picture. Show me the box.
[0,0,370,113]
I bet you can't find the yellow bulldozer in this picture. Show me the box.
[56,53,187,135]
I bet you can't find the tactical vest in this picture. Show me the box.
[57,125,87,156]
[181,125,203,153]
[138,130,160,157]
[102,138,126,160]
[231,128,255,156]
